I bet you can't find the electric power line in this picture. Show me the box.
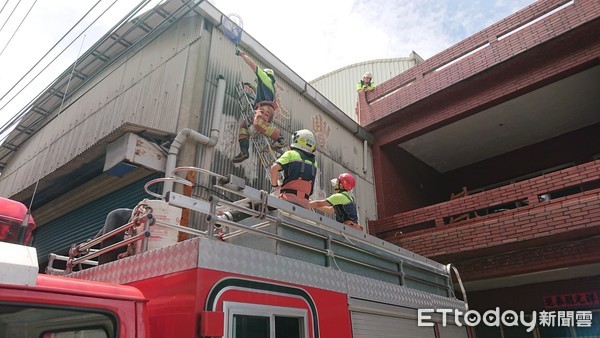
[0,0,102,111]
[0,0,20,33]
[0,0,10,18]
[0,0,120,133]
[0,0,38,58]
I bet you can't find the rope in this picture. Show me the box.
[326,248,342,271]
[341,231,356,246]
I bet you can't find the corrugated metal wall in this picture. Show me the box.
[1,3,378,241]
[197,27,377,226]
[0,15,206,198]
[310,55,423,120]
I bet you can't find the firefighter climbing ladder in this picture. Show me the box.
[234,81,279,175]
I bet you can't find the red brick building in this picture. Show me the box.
[358,0,600,336]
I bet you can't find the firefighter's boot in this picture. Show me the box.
[233,140,250,163]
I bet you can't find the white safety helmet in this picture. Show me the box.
[264,68,275,76]
[363,71,372,79]
[290,129,316,153]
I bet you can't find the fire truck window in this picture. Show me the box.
[225,302,308,338]
[42,328,107,338]
[0,304,115,338]
[232,314,269,338]
[274,316,303,338]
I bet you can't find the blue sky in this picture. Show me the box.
[212,0,537,79]
[0,0,536,133]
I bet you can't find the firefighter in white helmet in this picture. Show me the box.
[356,71,375,92]
[309,173,363,231]
[233,48,287,163]
[269,129,318,209]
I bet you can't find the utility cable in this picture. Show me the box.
[0,0,20,33]
[0,0,175,147]
[0,0,38,58]
[0,0,10,18]
[0,0,101,107]
[0,0,21,32]
[0,0,120,134]
[58,34,86,113]
[0,0,155,135]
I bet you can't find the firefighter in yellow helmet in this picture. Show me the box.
[269,129,318,209]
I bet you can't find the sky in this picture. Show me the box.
[0,0,537,136]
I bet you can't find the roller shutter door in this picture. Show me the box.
[351,311,436,338]
[438,323,470,338]
[33,173,160,263]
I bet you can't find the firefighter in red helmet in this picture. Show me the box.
[309,173,363,231]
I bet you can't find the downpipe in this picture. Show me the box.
[162,75,226,196]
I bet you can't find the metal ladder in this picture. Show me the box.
[234,81,279,175]
[45,166,468,305]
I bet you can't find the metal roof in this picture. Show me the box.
[0,0,202,172]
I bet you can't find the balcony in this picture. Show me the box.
[370,160,600,261]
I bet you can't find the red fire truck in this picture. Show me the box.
[0,168,470,338]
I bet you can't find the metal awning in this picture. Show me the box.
[0,0,202,172]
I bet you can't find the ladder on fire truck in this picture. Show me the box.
[234,81,280,175]
[47,166,468,306]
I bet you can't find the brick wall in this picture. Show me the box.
[376,146,447,215]
[365,0,600,218]
[390,187,600,261]
[372,160,600,236]
[455,236,600,282]
[358,0,600,132]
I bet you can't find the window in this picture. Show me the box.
[232,315,269,338]
[0,304,115,338]
[43,329,108,338]
[224,302,307,338]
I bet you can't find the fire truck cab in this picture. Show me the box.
[0,197,36,245]
[0,241,148,338]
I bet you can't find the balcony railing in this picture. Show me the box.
[371,160,600,257]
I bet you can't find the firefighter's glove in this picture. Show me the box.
[235,48,241,56]
[270,184,281,197]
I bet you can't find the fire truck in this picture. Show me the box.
[0,81,469,338]
[0,164,471,338]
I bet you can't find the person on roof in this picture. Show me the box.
[233,48,287,163]
[270,129,318,209]
[309,173,363,231]
[356,71,375,92]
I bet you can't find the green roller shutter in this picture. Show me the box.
[33,173,161,264]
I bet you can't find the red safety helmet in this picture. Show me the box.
[332,173,355,191]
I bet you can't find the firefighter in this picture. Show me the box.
[356,71,375,92]
[309,173,363,231]
[233,48,287,163]
[269,129,318,209]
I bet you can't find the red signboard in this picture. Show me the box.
[543,291,599,309]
